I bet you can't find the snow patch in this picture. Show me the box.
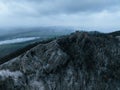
[0,70,23,81]
[30,80,45,90]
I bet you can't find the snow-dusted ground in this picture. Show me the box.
[0,70,23,81]
[0,37,40,45]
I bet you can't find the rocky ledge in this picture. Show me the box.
[0,31,120,90]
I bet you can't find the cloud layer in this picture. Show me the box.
[0,0,120,32]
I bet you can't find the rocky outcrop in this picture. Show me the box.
[0,31,120,90]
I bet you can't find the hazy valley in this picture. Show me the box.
[0,27,73,59]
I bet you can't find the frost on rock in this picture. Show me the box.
[30,80,45,90]
[0,70,23,81]
[0,70,27,90]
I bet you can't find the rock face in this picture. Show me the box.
[0,31,120,90]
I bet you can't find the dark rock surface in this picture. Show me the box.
[0,31,120,90]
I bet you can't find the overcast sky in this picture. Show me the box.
[0,0,120,32]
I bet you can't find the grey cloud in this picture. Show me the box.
[0,0,120,32]
[25,0,120,15]
[1,0,120,16]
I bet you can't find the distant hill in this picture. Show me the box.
[108,30,120,36]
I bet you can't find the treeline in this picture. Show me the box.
[0,37,56,65]
[0,30,119,65]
